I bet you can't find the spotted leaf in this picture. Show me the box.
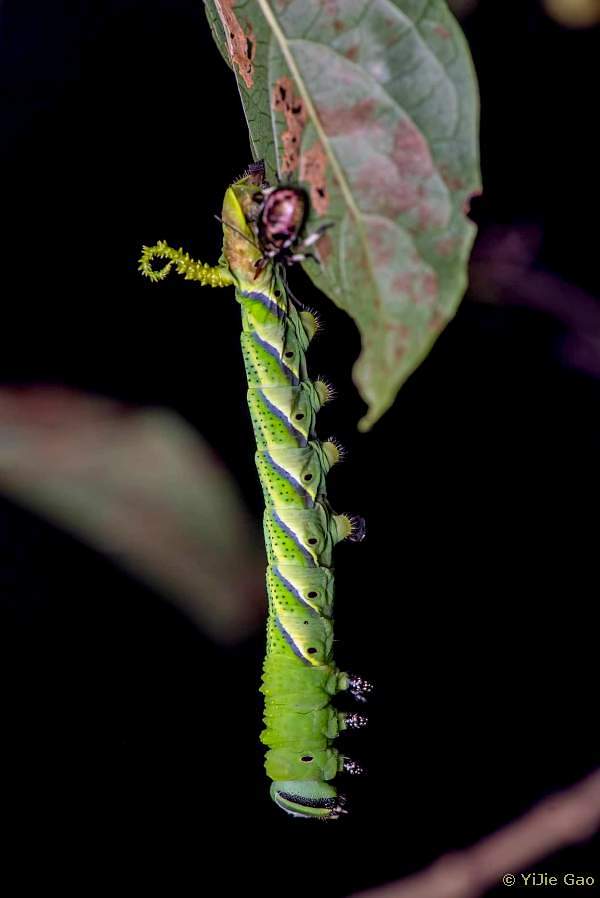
[205,0,481,429]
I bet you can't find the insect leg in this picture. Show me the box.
[288,251,320,265]
[346,674,374,703]
[343,758,366,776]
[343,713,368,730]
[302,222,334,249]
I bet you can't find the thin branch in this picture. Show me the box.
[350,769,600,898]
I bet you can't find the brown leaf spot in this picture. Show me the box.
[393,119,433,180]
[320,98,377,136]
[384,322,411,363]
[355,164,412,219]
[423,271,438,298]
[391,270,439,308]
[355,163,446,233]
[323,0,340,15]
[386,323,411,341]
[214,0,255,89]
[344,45,359,62]
[368,221,396,269]
[436,236,457,256]
[417,196,447,231]
[428,310,448,334]
[439,164,465,192]
[300,141,329,214]
[390,273,411,294]
[350,119,447,232]
[272,77,307,174]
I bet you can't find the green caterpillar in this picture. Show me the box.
[139,162,371,820]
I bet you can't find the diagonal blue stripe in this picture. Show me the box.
[270,510,315,565]
[275,615,311,665]
[250,331,299,386]
[256,389,307,446]
[240,289,286,321]
[263,450,313,507]
[272,567,317,615]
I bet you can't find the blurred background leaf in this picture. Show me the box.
[448,0,479,16]
[543,0,600,26]
[449,0,600,27]
[0,386,264,642]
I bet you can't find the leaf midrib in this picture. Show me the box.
[255,0,378,298]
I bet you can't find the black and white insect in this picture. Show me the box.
[245,161,332,276]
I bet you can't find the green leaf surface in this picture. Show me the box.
[205,0,481,429]
[0,387,264,642]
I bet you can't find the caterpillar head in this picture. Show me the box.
[222,165,266,282]
[270,781,346,820]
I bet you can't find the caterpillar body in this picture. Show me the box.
[139,163,371,820]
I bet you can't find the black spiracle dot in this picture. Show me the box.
[295,413,305,421]
[301,756,313,762]
[307,591,318,599]
[308,538,318,545]
[284,351,294,359]
[307,647,317,654]
[274,289,281,297]
[304,473,313,482]
[303,621,309,625]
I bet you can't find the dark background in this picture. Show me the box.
[1,1,598,894]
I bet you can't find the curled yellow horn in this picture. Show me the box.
[138,240,233,287]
